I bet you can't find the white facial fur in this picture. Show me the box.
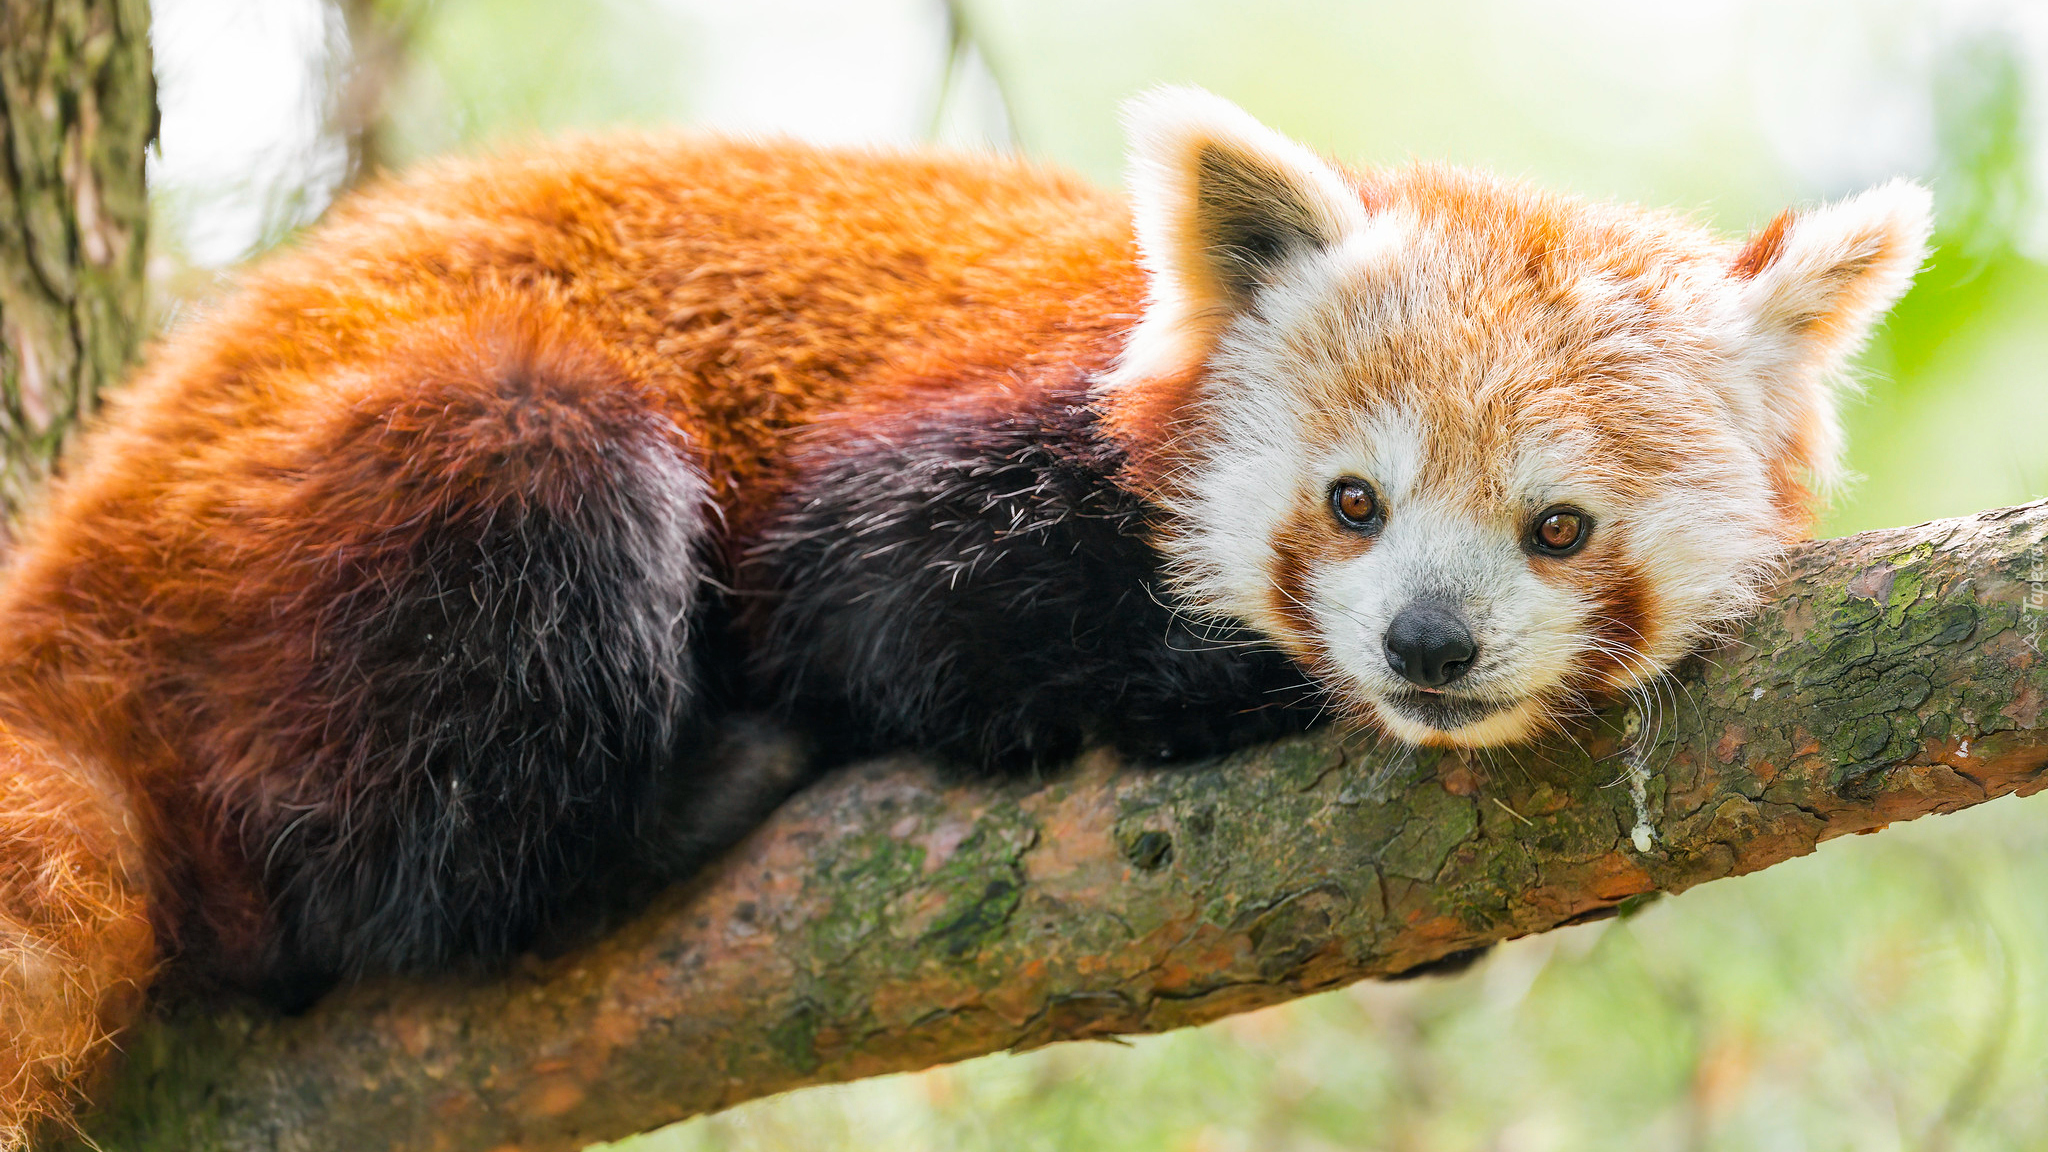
[1172,262,1790,745]
[1110,87,1932,747]
[1302,411,1594,746]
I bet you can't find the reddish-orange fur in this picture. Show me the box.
[0,134,1149,1141]
[0,116,1921,1138]
[0,724,152,1144]
[1731,209,1796,280]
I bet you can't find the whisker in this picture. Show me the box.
[1264,573,1375,632]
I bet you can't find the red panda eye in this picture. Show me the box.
[1329,479,1380,531]
[1531,507,1591,555]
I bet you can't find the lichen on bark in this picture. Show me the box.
[0,0,154,526]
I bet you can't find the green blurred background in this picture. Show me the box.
[146,1,2048,1148]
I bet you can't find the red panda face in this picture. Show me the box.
[1102,88,1931,748]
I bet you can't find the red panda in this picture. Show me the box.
[0,88,1927,1142]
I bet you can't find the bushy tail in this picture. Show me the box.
[0,720,155,1149]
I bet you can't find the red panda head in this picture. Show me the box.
[1100,88,1932,748]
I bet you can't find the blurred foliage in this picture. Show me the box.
[325,0,431,183]
[144,0,2048,1148]
[372,0,694,165]
[1840,29,2047,537]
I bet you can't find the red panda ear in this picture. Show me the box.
[1725,179,1933,495]
[1104,87,1370,390]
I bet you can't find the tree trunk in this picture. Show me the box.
[66,500,2048,1152]
[0,0,153,531]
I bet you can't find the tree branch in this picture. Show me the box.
[70,501,2048,1152]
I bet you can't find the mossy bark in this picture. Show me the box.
[68,501,2048,1152]
[0,0,153,529]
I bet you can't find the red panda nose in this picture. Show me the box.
[1383,604,1478,689]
